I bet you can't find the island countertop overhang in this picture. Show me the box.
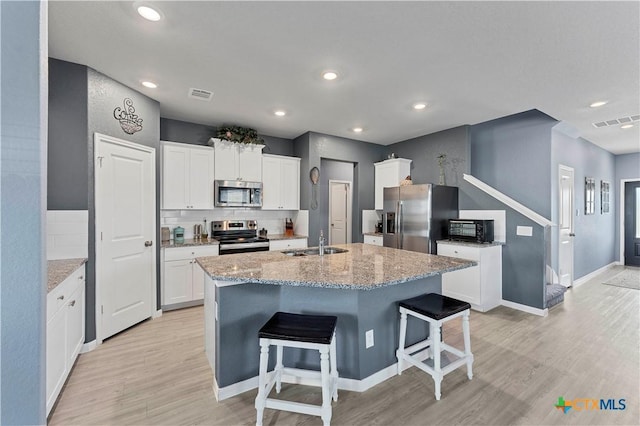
[196,243,475,290]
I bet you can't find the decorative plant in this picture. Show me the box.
[437,153,447,185]
[216,125,264,145]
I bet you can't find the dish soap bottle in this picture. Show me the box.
[319,229,325,256]
[202,218,208,241]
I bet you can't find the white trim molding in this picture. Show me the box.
[464,174,553,227]
[501,300,548,317]
[80,340,97,354]
[573,262,618,288]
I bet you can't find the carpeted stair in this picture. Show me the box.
[546,283,567,308]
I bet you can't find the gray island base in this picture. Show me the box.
[197,243,475,401]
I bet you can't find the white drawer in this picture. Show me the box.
[437,244,480,261]
[269,238,307,251]
[164,245,219,261]
[47,266,85,321]
[363,235,383,246]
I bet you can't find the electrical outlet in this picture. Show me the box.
[365,329,374,348]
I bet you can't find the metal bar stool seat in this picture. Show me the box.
[255,312,338,426]
[396,293,473,400]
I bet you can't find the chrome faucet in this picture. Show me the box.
[319,229,325,256]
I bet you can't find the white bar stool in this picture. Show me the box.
[255,312,338,426]
[396,293,473,400]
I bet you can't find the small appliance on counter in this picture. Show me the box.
[259,228,268,237]
[448,219,494,243]
[194,224,202,240]
[161,227,170,242]
[174,226,185,244]
[285,218,294,237]
[375,221,383,233]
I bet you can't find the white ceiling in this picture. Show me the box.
[48,1,640,154]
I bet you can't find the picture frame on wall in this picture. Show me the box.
[601,180,610,214]
[585,177,596,215]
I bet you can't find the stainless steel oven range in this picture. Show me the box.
[212,220,270,255]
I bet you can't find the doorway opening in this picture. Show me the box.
[328,180,352,244]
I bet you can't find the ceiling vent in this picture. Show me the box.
[592,114,640,128]
[188,88,213,101]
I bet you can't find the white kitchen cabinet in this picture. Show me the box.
[437,242,502,312]
[262,154,301,210]
[363,234,383,246]
[162,245,219,309]
[374,158,412,210]
[269,238,307,251]
[162,141,215,210]
[47,265,85,416]
[212,138,264,182]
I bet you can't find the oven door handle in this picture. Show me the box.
[219,242,270,250]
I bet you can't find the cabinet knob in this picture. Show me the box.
[69,300,76,307]
[145,240,153,247]
[78,275,84,280]
[57,295,64,300]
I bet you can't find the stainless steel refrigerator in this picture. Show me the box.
[383,184,458,254]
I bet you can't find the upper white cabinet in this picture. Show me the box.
[212,138,264,182]
[162,141,215,210]
[374,158,412,210]
[262,154,301,210]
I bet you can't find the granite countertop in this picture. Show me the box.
[267,234,308,241]
[196,243,475,290]
[161,238,220,248]
[48,258,87,293]
[436,239,505,248]
[363,232,383,237]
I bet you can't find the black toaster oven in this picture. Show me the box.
[448,219,494,243]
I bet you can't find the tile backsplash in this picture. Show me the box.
[160,209,309,240]
[47,210,88,260]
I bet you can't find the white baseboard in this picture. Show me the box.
[153,309,163,318]
[501,300,548,317]
[214,361,417,401]
[572,262,618,288]
[80,340,97,354]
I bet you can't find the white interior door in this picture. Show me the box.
[329,181,350,245]
[95,133,156,340]
[559,165,574,287]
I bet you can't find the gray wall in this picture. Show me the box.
[160,117,295,156]
[86,68,161,341]
[387,125,471,186]
[48,59,88,209]
[615,153,640,261]
[320,159,355,241]
[0,1,47,423]
[295,132,386,244]
[470,110,557,218]
[551,126,616,279]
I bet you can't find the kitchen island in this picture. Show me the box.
[196,243,474,400]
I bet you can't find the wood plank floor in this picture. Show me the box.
[49,266,639,425]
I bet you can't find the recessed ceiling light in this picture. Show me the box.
[137,5,162,21]
[621,124,634,129]
[322,71,338,81]
[590,101,608,108]
[352,127,363,133]
[141,81,157,89]
[413,102,427,110]
[274,110,286,117]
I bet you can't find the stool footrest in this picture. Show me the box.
[404,338,432,356]
[265,398,324,417]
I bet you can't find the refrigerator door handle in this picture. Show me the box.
[398,200,403,249]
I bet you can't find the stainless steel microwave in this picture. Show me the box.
[214,180,262,208]
[448,219,494,243]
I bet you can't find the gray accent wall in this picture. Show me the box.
[470,110,557,218]
[48,59,88,210]
[551,126,616,279]
[387,126,471,186]
[160,117,295,156]
[615,153,640,261]
[1,1,47,423]
[294,132,386,244]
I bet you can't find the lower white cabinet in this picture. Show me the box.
[47,265,85,416]
[363,234,383,246]
[162,245,219,309]
[437,242,502,312]
[269,238,307,251]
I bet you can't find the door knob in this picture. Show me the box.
[145,240,153,247]
[569,233,575,237]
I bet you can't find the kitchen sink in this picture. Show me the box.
[282,247,349,256]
